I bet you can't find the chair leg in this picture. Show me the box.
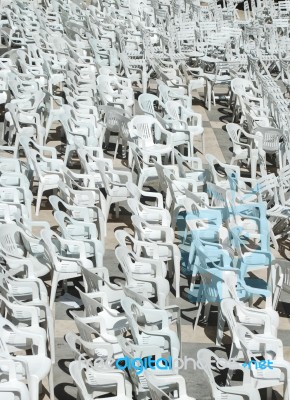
[212,87,216,106]
[114,135,120,160]
[64,145,72,167]
[105,197,112,222]
[45,115,54,142]
[204,82,208,109]
[28,375,40,400]
[171,206,181,231]
[193,302,203,333]
[121,138,127,158]
[46,308,55,364]
[216,307,225,346]
[269,224,279,251]
[115,202,120,218]
[158,292,168,308]
[104,128,110,148]
[50,271,60,309]
[49,366,55,400]
[207,81,212,111]
[204,302,211,322]
[137,174,146,190]
[128,147,133,166]
[173,250,181,298]
[226,345,239,385]
[35,183,44,216]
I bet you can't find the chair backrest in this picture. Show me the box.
[165,100,183,122]
[0,224,26,258]
[174,150,203,178]
[5,103,22,132]
[0,359,30,400]
[255,173,279,202]
[206,154,242,191]
[157,80,171,103]
[130,143,147,176]
[121,296,143,344]
[123,286,156,309]
[138,93,163,117]
[54,210,103,244]
[128,115,157,147]
[79,287,98,314]
[20,136,58,178]
[144,370,171,400]
[72,313,103,345]
[99,105,129,133]
[49,195,92,222]
[95,160,113,195]
[220,297,244,347]
[225,122,243,146]
[118,337,151,396]
[40,228,61,267]
[154,161,169,195]
[127,197,143,217]
[81,266,123,309]
[207,182,228,208]
[29,149,46,180]
[65,331,87,360]
[81,265,110,292]
[115,245,148,290]
[115,245,140,276]
[198,264,229,303]
[126,181,143,200]
[69,360,93,400]
[197,348,222,397]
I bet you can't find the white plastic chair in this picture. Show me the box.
[127,197,171,226]
[54,209,105,246]
[226,123,266,179]
[128,115,174,164]
[0,359,30,400]
[40,229,94,309]
[50,195,105,226]
[81,266,125,310]
[197,348,261,400]
[237,325,290,400]
[29,149,64,216]
[221,297,280,363]
[115,246,170,308]
[0,263,55,364]
[69,359,133,400]
[71,312,124,359]
[165,100,205,156]
[0,223,50,277]
[77,287,128,335]
[96,159,132,220]
[138,93,165,118]
[54,210,105,265]
[97,74,134,115]
[0,315,54,400]
[145,369,196,400]
[121,296,180,360]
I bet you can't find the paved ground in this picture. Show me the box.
[1,45,290,399]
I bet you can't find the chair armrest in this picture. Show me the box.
[142,308,170,328]
[139,189,164,208]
